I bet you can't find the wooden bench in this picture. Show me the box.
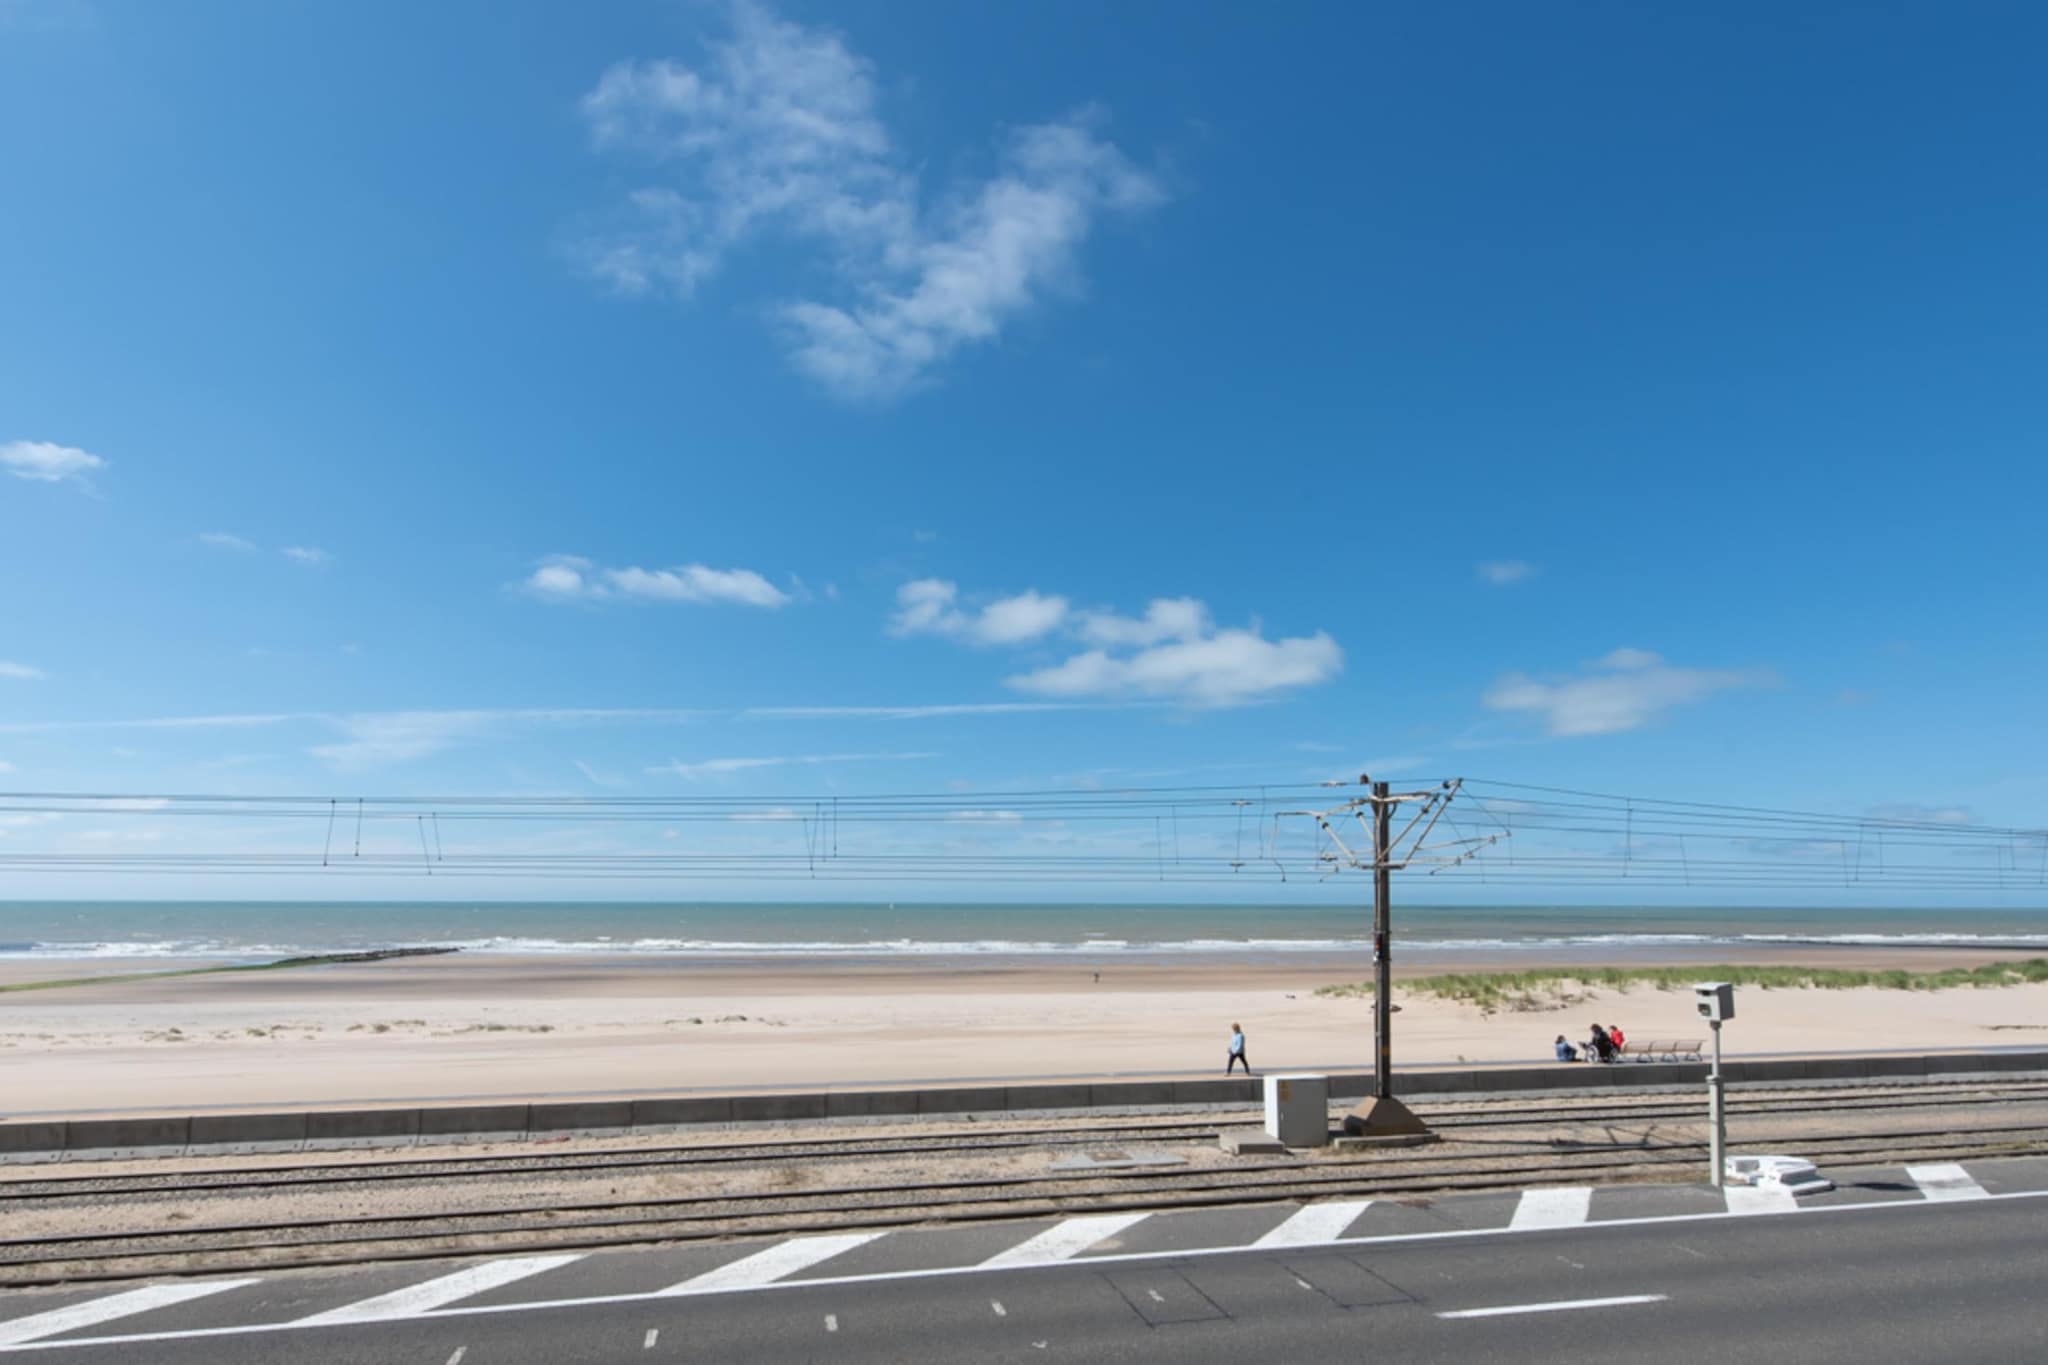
[1624,1038,1705,1062]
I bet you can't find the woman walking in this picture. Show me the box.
[1226,1022,1251,1075]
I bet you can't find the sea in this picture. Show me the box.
[0,901,2044,963]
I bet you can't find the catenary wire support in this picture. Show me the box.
[1277,775,1500,1140]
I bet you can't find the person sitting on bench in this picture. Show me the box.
[1587,1023,1616,1062]
[1554,1034,1580,1062]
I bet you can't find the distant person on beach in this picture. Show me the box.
[1226,1022,1250,1075]
[1608,1024,1627,1057]
[1588,1023,1615,1062]
[1555,1034,1580,1062]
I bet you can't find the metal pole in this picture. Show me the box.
[1708,1018,1725,1185]
[1373,780,1392,1100]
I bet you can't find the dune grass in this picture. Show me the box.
[1316,959,2048,1013]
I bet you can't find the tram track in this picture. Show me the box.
[7,1077,2042,1206]
[4,1109,2045,1285]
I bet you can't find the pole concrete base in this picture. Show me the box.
[1342,1094,1431,1138]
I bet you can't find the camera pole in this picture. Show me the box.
[1709,1016,1725,1186]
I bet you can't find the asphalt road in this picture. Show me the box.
[12,1193,2046,1364]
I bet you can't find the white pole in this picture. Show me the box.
[1708,1018,1725,1185]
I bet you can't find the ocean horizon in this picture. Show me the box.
[1,900,2044,962]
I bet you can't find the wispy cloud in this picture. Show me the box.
[572,758,627,788]
[310,707,709,771]
[0,661,46,681]
[1865,803,1975,827]
[577,2,1163,401]
[1483,647,1771,737]
[282,545,331,566]
[0,711,299,734]
[2,439,105,489]
[888,580,1068,645]
[744,701,1132,720]
[198,532,258,552]
[1477,560,1536,586]
[649,750,939,779]
[523,554,791,608]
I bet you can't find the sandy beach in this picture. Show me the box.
[4,947,2046,1116]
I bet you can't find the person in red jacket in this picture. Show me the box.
[1609,1024,1627,1057]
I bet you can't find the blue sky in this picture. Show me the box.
[3,1,2046,898]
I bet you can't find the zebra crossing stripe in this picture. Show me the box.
[1723,1184,1798,1216]
[979,1212,1151,1267]
[295,1255,586,1325]
[1254,1200,1372,1247]
[1510,1187,1592,1229]
[1906,1163,1988,1202]
[662,1233,886,1294]
[0,1281,261,1346]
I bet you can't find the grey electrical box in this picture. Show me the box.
[1695,981,1735,1021]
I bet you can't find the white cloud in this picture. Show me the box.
[282,545,331,566]
[522,554,790,608]
[578,3,1163,401]
[1009,626,1342,708]
[0,661,45,680]
[2,439,105,487]
[1477,560,1535,586]
[888,579,1069,644]
[199,532,258,552]
[1482,648,1771,737]
[0,758,12,773]
[649,750,938,779]
[890,582,1340,708]
[1595,646,1662,670]
[1076,598,1209,648]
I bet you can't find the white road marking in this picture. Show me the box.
[643,1328,658,1349]
[662,1233,885,1294]
[0,1281,261,1346]
[1510,1187,1592,1230]
[980,1213,1151,1268]
[296,1255,586,1325]
[990,1300,1006,1317]
[1907,1163,1988,1202]
[1439,1293,1666,1319]
[8,1188,2047,1354]
[824,1314,838,1333]
[446,1349,465,1365]
[1723,1184,1798,1216]
[1254,1199,1372,1248]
